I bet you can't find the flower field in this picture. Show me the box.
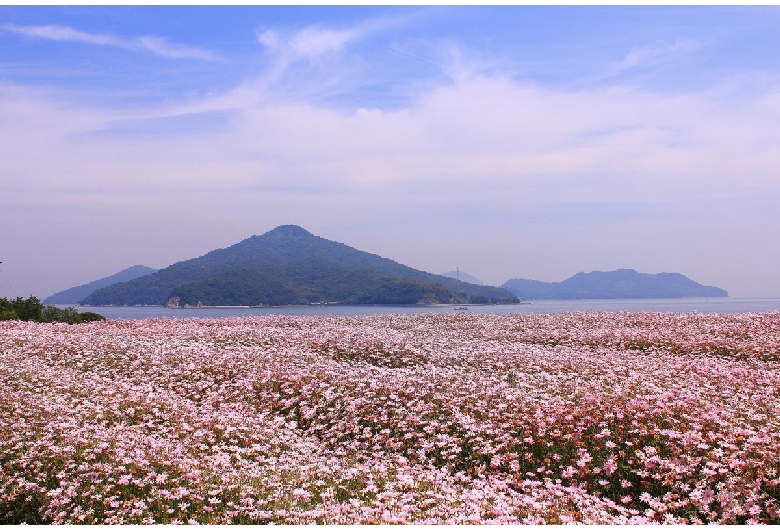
[1,311,779,524]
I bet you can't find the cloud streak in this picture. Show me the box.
[3,72,778,206]
[612,38,702,71]
[254,13,418,98]
[259,26,361,60]
[257,14,407,61]
[4,24,222,61]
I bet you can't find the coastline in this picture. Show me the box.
[54,298,780,321]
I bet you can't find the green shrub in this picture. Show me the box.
[0,308,19,321]
[79,311,106,323]
[0,297,105,324]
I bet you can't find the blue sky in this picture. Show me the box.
[2,6,780,298]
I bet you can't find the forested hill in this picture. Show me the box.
[44,265,157,304]
[502,269,728,300]
[82,225,518,306]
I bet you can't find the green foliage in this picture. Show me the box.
[346,276,466,305]
[0,296,105,324]
[0,308,19,321]
[171,267,313,307]
[79,311,107,322]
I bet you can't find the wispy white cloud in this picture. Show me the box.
[5,24,119,46]
[3,24,221,61]
[259,26,361,60]
[133,35,220,61]
[253,21,386,105]
[257,14,409,68]
[612,38,702,71]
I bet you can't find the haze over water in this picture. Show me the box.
[67,298,780,320]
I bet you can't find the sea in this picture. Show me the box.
[64,298,780,320]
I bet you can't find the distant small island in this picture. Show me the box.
[44,265,157,305]
[502,269,728,300]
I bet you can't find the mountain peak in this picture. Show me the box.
[264,225,313,237]
[81,227,518,306]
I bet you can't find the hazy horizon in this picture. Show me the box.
[2,6,780,299]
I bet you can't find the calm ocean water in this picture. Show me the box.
[66,298,780,320]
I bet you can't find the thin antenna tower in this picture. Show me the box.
[457,266,460,281]
[0,262,18,298]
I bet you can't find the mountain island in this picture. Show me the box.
[82,225,518,307]
[44,265,157,305]
[502,269,728,300]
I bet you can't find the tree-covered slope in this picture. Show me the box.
[502,269,728,300]
[83,225,517,306]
